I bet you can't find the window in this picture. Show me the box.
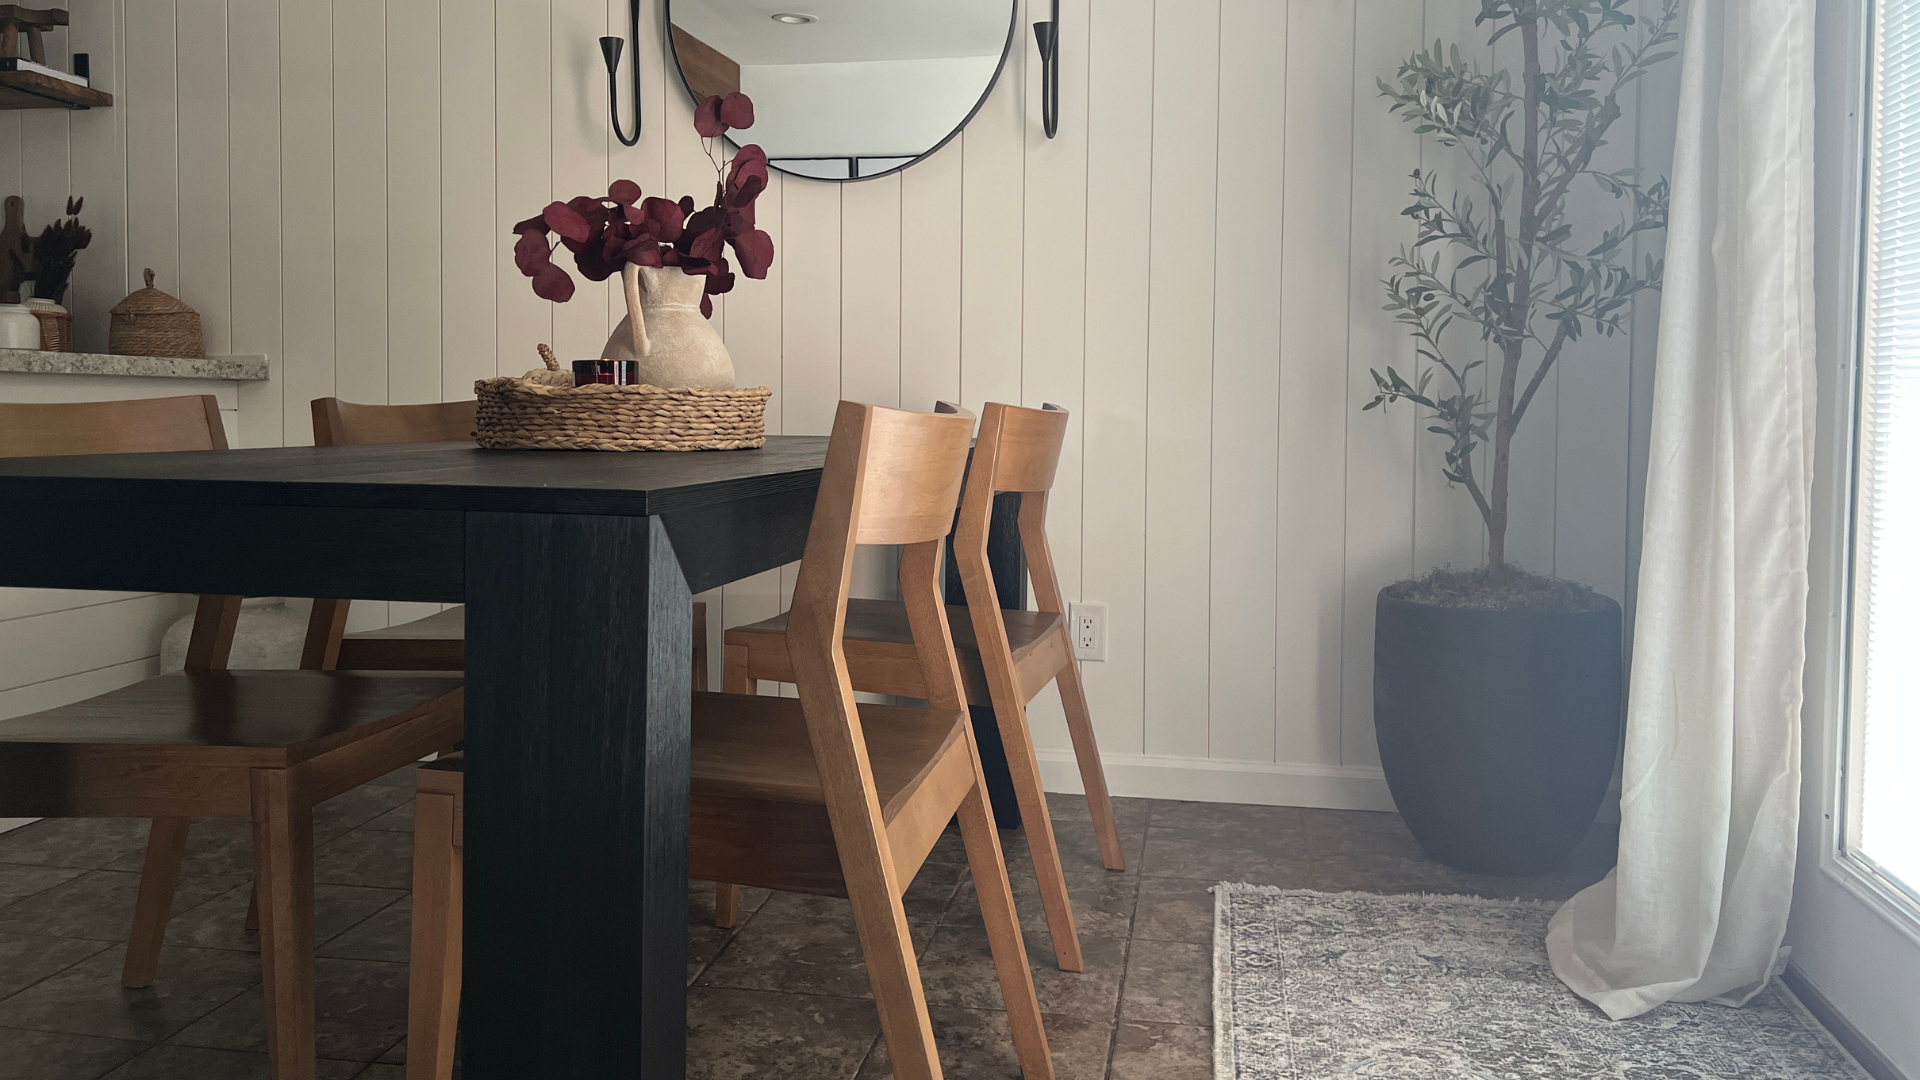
[1848,0,1920,906]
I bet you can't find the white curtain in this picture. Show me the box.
[1545,0,1818,1020]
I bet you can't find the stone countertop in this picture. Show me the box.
[0,349,269,381]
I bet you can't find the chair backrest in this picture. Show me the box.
[306,397,477,670]
[311,398,477,446]
[952,402,1071,616]
[0,396,254,671]
[0,394,227,457]
[784,400,976,894]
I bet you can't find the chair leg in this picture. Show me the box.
[252,768,318,1080]
[993,696,1083,972]
[722,643,754,694]
[1054,643,1126,871]
[957,778,1054,1080]
[408,790,462,1080]
[714,883,740,929]
[122,817,191,988]
[843,846,942,1080]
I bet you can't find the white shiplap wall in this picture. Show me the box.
[3,0,1672,807]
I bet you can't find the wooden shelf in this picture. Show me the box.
[0,69,110,110]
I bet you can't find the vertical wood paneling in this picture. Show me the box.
[229,0,283,446]
[1142,0,1220,759]
[551,0,611,363]
[387,0,443,405]
[1340,0,1425,769]
[123,0,177,295]
[279,0,335,445]
[841,174,902,406]
[1274,0,1355,767]
[334,0,388,408]
[1207,0,1286,763]
[66,0,126,357]
[957,5,1024,412]
[1019,0,1091,751]
[779,179,841,435]
[176,0,230,356]
[1414,0,1495,575]
[1079,0,1156,757]
[899,140,962,411]
[1553,42,1638,604]
[439,0,495,401]
[494,1,551,379]
[18,24,67,248]
[9,0,1669,800]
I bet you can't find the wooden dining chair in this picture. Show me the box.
[307,397,708,684]
[719,401,1121,973]
[0,395,466,1080]
[405,401,1053,1080]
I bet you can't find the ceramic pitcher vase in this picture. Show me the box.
[600,264,737,389]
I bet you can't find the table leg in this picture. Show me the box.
[462,512,692,1079]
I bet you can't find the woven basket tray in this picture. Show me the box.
[474,377,772,451]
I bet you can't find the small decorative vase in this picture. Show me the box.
[26,298,70,351]
[0,301,41,348]
[599,264,736,389]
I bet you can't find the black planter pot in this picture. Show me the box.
[1373,588,1622,876]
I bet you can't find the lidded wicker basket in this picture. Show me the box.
[473,344,770,451]
[109,268,204,359]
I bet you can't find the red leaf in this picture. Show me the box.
[694,95,726,138]
[679,195,697,218]
[626,243,666,268]
[514,230,553,277]
[511,214,550,235]
[608,179,642,206]
[543,201,591,244]
[730,229,774,279]
[700,292,713,319]
[725,144,769,207]
[531,262,575,302]
[638,196,686,242]
[719,92,755,130]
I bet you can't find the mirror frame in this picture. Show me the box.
[663,0,1019,183]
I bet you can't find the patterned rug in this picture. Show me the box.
[1212,885,1872,1079]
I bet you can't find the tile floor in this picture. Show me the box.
[0,765,1622,1079]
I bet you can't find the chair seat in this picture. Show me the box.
[692,691,966,813]
[0,670,465,766]
[689,691,975,898]
[728,598,1060,661]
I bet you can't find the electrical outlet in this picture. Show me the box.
[1069,602,1107,661]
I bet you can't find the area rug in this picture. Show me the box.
[1212,884,1872,1079]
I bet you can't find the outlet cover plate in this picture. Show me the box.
[1069,601,1107,661]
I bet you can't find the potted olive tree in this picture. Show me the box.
[1364,0,1678,874]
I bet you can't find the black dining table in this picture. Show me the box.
[0,436,1029,1078]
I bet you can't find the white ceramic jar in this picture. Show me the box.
[0,302,41,348]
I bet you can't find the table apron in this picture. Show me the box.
[0,498,466,601]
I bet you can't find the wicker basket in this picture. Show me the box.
[28,305,70,351]
[474,377,771,451]
[109,269,204,359]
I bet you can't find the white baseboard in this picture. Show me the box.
[1035,750,1398,812]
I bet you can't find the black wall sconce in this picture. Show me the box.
[1033,0,1059,139]
[600,0,642,147]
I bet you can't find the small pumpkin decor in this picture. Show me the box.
[473,92,774,452]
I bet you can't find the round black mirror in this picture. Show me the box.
[665,0,1017,181]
